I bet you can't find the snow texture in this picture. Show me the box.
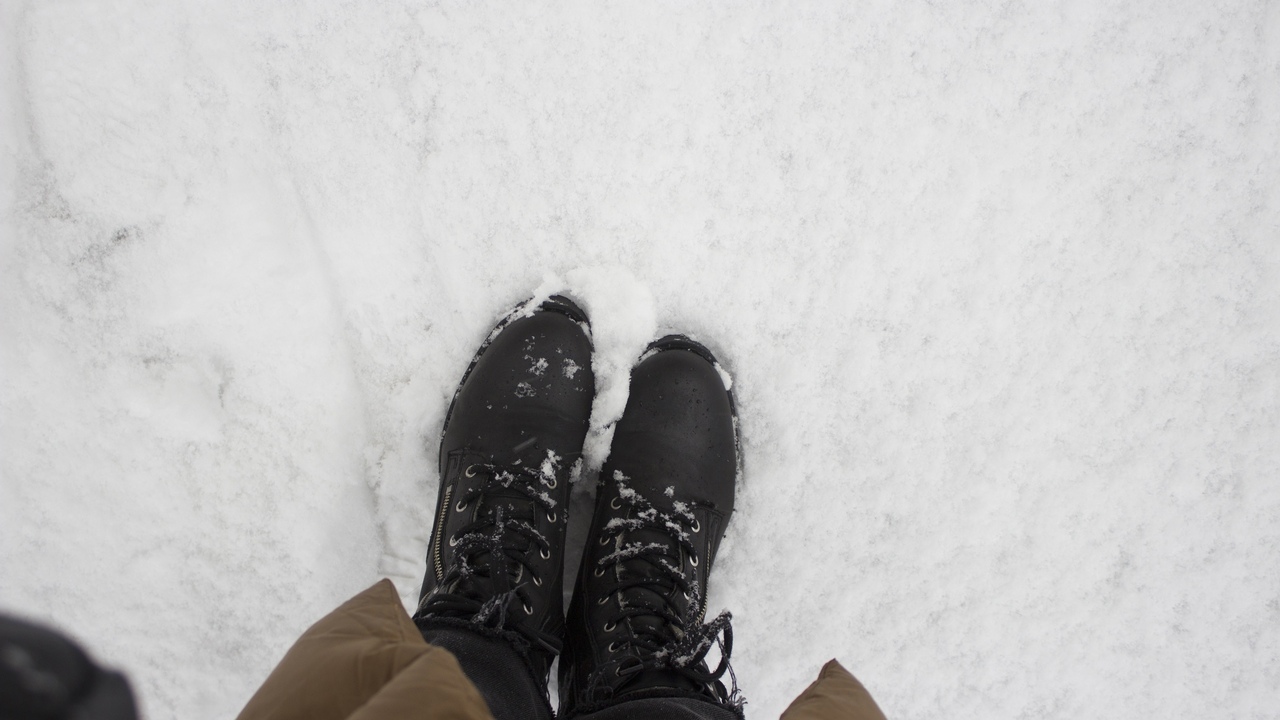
[2,2,1279,719]
[539,449,561,487]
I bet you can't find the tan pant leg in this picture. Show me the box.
[237,579,492,720]
[780,660,887,720]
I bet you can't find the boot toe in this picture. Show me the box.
[609,342,738,512]
[441,303,594,469]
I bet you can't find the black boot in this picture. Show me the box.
[413,296,594,720]
[559,335,745,719]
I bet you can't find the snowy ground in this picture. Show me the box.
[2,1,1279,718]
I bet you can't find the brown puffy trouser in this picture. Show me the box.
[237,580,887,720]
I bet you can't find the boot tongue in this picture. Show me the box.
[454,449,545,598]
[614,525,702,695]
[618,526,674,617]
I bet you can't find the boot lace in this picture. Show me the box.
[588,473,743,709]
[416,460,561,655]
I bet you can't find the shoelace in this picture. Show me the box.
[589,476,741,704]
[417,461,561,655]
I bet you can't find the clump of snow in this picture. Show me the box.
[712,362,733,392]
[538,449,561,486]
[530,268,657,472]
[562,358,580,379]
[528,356,549,376]
[608,473,694,544]
[671,501,695,523]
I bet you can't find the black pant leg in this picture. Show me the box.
[574,696,740,720]
[417,621,553,720]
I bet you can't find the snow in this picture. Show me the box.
[2,2,1278,719]
[560,356,581,379]
[529,356,549,377]
[539,449,562,486]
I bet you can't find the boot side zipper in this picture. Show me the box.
[432,485,453,581]
[696,557,709,625]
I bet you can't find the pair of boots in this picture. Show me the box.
[412,296,744,720]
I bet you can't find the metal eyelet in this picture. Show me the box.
[683,590,693,600]
[597,595,609,605]
[464,464,478,477]
[594,566,606,577]
[448,535,459,547]
[690,554,699,567]
[608,641,621,652]
[599,535,610,546]
[540,547,551,560]
[546,477,557,489]
[454,499,468,513]
[610,497,622,509]
[615,665,625,677]
[547,511,557,523]
[690,518,701,532]
[533,576,543,586]
[603,621,616,632]
[523,602,534,615]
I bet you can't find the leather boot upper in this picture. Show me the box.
[415,297,594,681]
[560,336,742,717]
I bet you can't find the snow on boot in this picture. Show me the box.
[559,335,744,719]
[413,295,594,715]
